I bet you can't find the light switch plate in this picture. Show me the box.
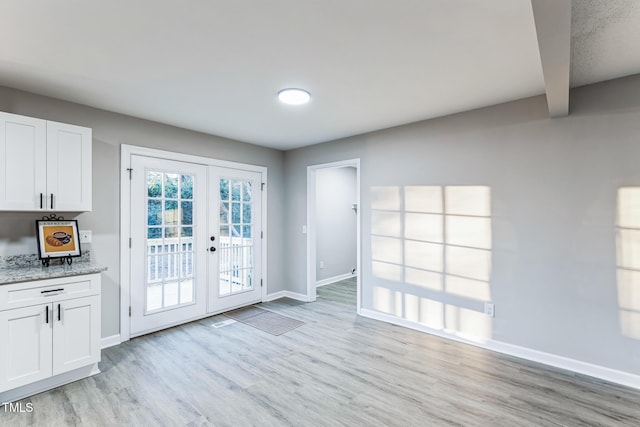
[79,230,92,243]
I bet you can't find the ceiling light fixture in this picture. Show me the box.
[278,88,311,105]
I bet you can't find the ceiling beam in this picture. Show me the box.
[531,0,572,117]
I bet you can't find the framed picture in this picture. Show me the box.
[36,219,81,260]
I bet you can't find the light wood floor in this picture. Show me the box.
[3,278,640,426]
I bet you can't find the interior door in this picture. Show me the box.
[130,155,208,336]
[208,167,263,312]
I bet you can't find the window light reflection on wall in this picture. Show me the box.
[616,187,640,340]
[370,185,493,341]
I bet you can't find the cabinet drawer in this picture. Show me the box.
[0,274,100,311]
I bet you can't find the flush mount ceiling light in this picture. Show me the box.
[277,88,311,105]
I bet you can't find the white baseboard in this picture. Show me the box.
[360,308,640,390]
[101,334,121,349]
[264,291,309,302]
[486,340,640,390]
[316,272,357,287]
[0,364,100,403]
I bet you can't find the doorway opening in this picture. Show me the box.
[306,159,361,313]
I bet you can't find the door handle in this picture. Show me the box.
[208,247,216,252]
[50,193,54,210]
[210,236,215,241]
[58,304,61,322]
[45,306,49,324]
[40,193,43,209]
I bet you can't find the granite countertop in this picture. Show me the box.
[0,252,107,285]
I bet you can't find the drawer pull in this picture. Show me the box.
[41,288,64,294]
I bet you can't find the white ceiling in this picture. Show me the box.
[0,1,638,150]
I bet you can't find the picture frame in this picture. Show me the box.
[36,219,82,263]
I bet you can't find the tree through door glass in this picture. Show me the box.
[146,170,195,312]
[219,178,254,296]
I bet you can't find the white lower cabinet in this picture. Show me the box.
[0,304,53,391]
[0,274,101,397]
[52,295,101,375]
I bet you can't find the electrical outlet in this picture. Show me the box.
[79,230,92,243]
[484,302,495,318]
[320,261,324,269]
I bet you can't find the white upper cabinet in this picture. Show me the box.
[46,121,92,211]
[0,112,92,212]
[0,113,47,210]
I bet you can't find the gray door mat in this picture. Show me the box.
[224,305,305,336]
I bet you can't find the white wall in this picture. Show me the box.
[0,86,286,339]
[315,167,357,282]
[284,74,640,381]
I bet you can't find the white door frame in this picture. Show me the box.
[306,159,361,313]
[120,144,268,342]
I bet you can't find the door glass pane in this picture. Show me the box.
[243,203,252,224]
[148,172,163,197]
[165,200,178,225]
[145,169,196,313]
[165,173,178,198]
[220,179,229,201]
[181,175,193,199]
[232,202,241,224]
[242,182,252,202]
[164,227,178,238]
[220,202,229,223]
[219,178,254,297]
[180,280,193,304]
[181,201,193,225]
[148,200,162,225]
[231,180,241,201]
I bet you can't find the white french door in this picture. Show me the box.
[208,167,263,312]
[130,156,208,336]
[128,153,264,337]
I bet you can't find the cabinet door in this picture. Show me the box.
[0,304,53,393]
[46,121,92,211]
[52,295,100,375]
[0,112,47,210]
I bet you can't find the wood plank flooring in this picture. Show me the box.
[2,278,640,426]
